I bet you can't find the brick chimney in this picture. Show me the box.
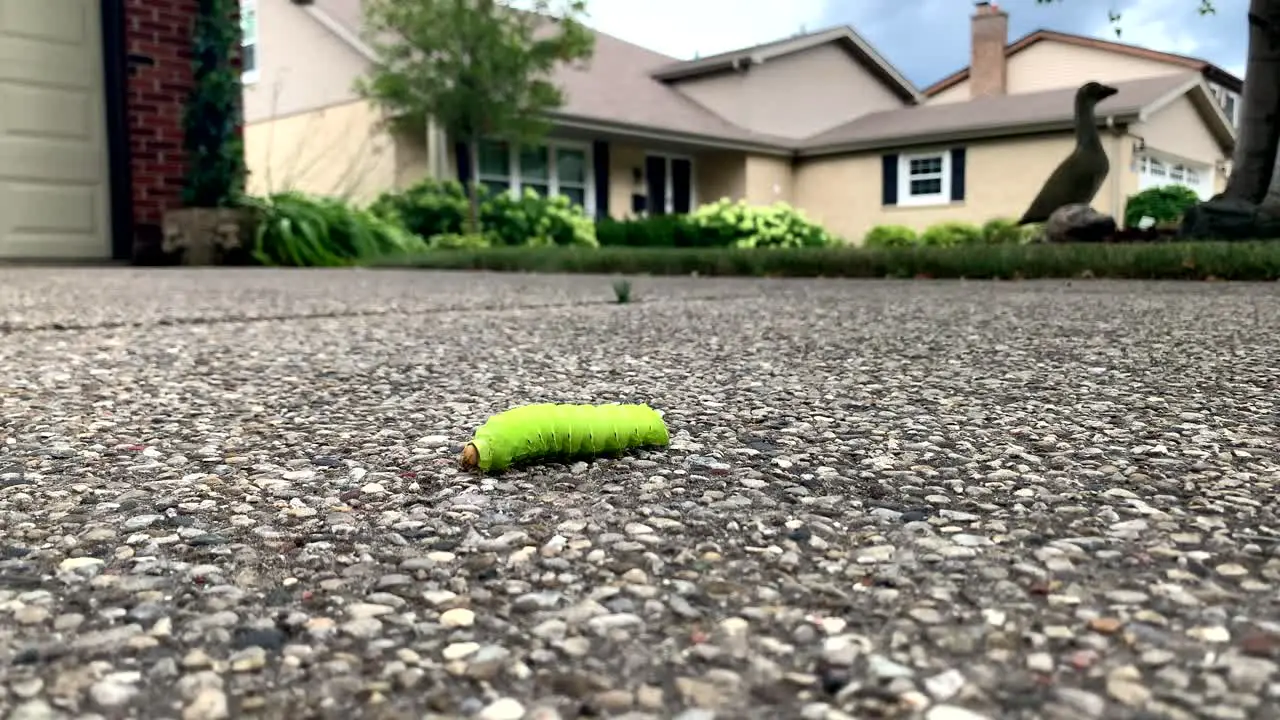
[970,1,1009,98]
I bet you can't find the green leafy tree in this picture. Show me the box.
[356,0,595,233]
[1036,0,1280,229]
[182,0,248,207]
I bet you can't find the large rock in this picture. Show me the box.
[1179,196,1280,240]
[1043,204,1117,243]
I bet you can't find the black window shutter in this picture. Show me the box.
[592,140,610,219]
[881,154,898,206]
[950,147,966,201]
[454,141,472,186]
[671,158,692,214]
[645,156,667,215]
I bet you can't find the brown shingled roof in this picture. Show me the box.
[922,29,1244,97]
[803,73,1199,155]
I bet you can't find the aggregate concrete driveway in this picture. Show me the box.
[1,268,1279,720]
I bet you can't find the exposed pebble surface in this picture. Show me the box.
[1,270,1279,719]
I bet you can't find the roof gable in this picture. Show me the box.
[923,30,1243,97]
[650,25,923,105]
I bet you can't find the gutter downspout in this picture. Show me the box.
[426,117,444,181]
[1106,115,1123,221]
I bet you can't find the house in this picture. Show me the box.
[924,26,1244,129]
[242,0,1237,244]
[923,8,1243,202]
[0,2,213,262]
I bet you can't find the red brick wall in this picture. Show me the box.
[123,0,244,261]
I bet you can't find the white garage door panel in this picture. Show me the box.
[4,86,92,138]
[0,185,98,257]
[0,0,111,259]
[5,184,97,231]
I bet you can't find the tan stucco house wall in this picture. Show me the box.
[1129,95,1230,195]
[244,100,399,203]
[670,44,908,139]
[793,132,1131,243]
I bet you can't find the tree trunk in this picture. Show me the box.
[1227,0,1280,205]
[462,134,481,236]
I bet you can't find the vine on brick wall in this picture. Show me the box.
[182,0,248,207]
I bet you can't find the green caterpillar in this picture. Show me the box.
[459,403,670,473]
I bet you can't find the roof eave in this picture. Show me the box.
[798,112,1141,157]
[547,113,796,155]
[305,4,378,61]
[650,57,755,82]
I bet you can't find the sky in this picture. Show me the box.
[578,0,1249,89]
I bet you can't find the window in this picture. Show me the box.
[1211,84,1240,127]
[1137,153,1212,199]
[474,139,592,213]
[241,0,258,83]
[644,154,695,215]
[898,151,950,206]
[476,140,512,197]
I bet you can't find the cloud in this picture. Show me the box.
[566,0,1249,88]
[822,0,1250,87]
[579,0,829,59]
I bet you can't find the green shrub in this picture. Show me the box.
[370,179,476,239]
[863,224,918,248]
[429,232,491,249]
[596,215,720,247]
[374,242,1280,281]
[245,191,425,266]
[480,189,597,247]
[688,198,837,248]
[920,221,984,247]
[981,217,1033,245]
[1124,185,1201,228]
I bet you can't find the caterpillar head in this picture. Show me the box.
[459,443,480,470]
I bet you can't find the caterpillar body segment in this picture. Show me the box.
[459,403,670,472]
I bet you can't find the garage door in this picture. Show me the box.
[1136,154,1214,201]
[0,0,112,259]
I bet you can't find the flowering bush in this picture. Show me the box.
[481,189,597,246]
[369,179,473,239]
[688,198,838,248]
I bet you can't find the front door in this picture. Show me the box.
[644,154,693,215]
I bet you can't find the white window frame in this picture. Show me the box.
[474,139,595,216]
[1136,152,1213,200]
[897,150,951,207]
[643,153,697,214]
[240,0,259,84]
[1210,84,1241,127]
[1223,90,1240,127]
